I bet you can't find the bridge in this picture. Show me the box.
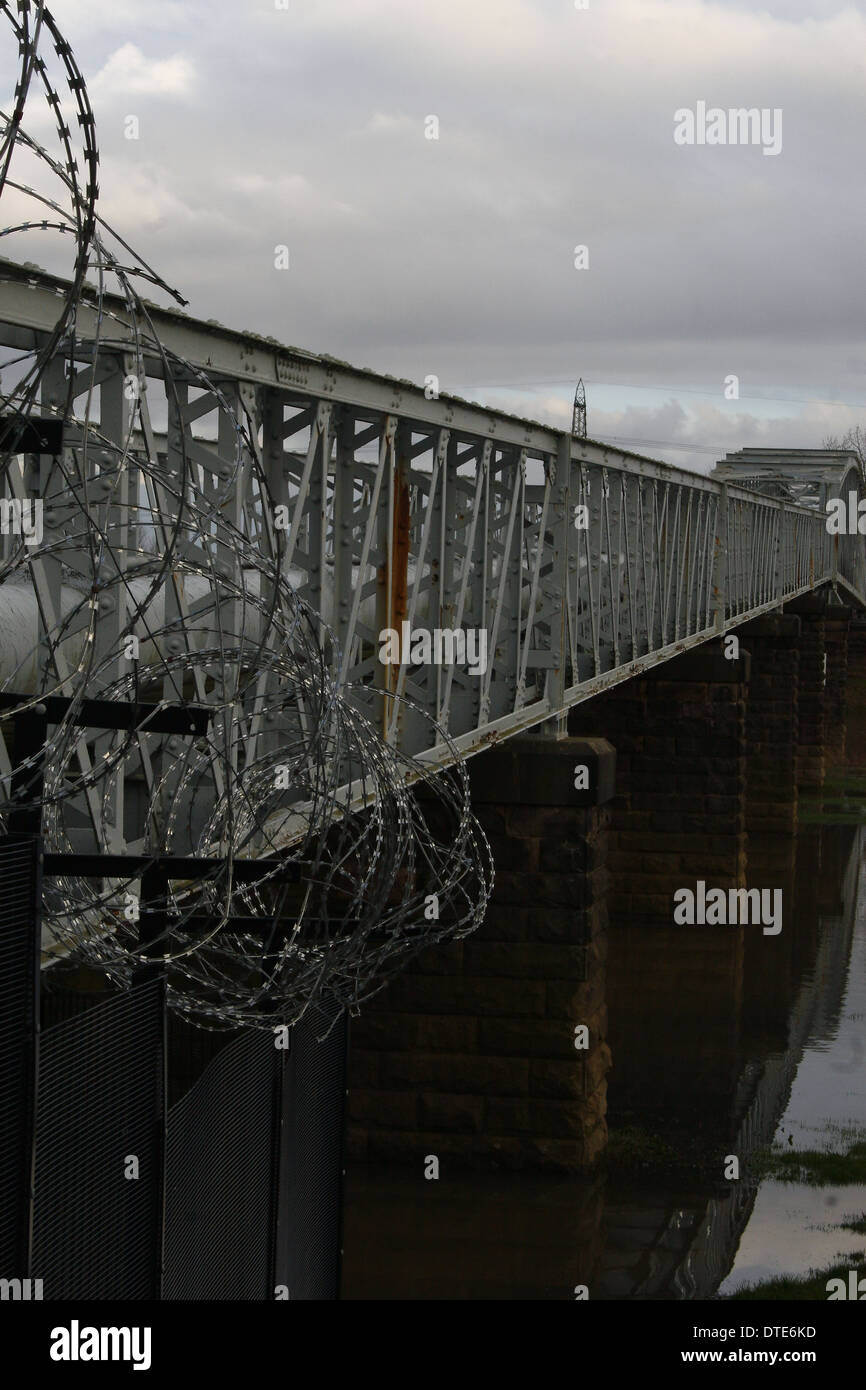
[3,255,866,1297]
[2,255,864,780]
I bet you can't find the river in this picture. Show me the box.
[342,723,866,1299]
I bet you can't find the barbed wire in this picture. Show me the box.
[0,0,493,1031]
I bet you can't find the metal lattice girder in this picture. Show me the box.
[714,448,866,601]
[0,255,862,806]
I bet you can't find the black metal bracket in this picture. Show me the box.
[0,694,210,736]
[0,414,65,456]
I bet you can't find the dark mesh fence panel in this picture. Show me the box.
[31,978,164,1299]
[0,836,39,1276]
[166,1012,228,1108]
[41,972,117,1030]
[163,1030,277,1300]
[276,1005,348,1300]
[10,906,346,1300]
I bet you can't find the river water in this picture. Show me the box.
[342,731,866,1300]
[717,805,866,1294]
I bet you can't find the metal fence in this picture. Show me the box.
[0,839,348,1301]
[31,977,164,1299]
[0,835,39,1279]
[164,1029,278,1301]
[276,1005,347,1301]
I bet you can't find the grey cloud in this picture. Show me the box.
[27,0,866,471]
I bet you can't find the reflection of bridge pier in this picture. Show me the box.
[592,824,863,1299]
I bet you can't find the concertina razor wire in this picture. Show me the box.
[0,0,493,1031]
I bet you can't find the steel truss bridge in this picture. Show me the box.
[2,257,865,792]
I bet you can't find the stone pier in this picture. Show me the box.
[823,607,852,769]
[738,615,800,860]
[347,735,615,1172]
[785,597,828,790]
[572,643,750,1114]
[847,618,866,713]
[573,642,749,922]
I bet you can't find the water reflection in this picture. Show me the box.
[595,820,864,1299]
[342,768,866,1300]
[718,820,866,1296]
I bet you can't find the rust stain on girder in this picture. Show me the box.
[379,465,411,738]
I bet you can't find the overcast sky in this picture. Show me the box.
[8,0,866,472]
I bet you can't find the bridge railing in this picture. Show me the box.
[0,259,858,774]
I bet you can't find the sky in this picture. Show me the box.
[5,0,866,472]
